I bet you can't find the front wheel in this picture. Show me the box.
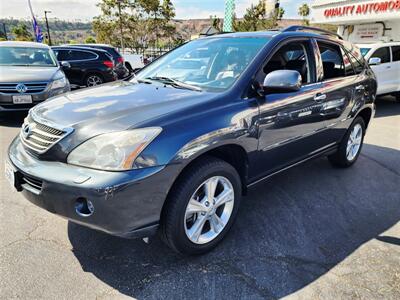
[161,157,241,255]
[328,117,366,168]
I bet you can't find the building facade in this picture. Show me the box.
[311,0,400,42]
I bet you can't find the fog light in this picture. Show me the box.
[75,198,94,217]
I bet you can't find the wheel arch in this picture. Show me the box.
[356,106,373,129]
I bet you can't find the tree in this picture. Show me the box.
[233,0,268,32]
[277,7,285,20]
[93,0,178,50]
[11,24,33,41]
[210,15,222,32]
[85,36,96,43]
[298,3,310,25]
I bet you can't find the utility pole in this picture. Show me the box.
[44,10,52,46]
[1,23,7,40]
[116,0,125,54]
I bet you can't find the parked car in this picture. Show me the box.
[0,41,70,113]
[52,46,117,87]
[358,42,400,101]
[7,27,376,255]
[71,44,130,79]
[123,53,145,73]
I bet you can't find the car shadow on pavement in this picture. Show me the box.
[68,145,400,299]
[374,96,400,118]
[0,112,27,128]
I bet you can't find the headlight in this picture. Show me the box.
[51,75,67,90]
[67,128,162,171]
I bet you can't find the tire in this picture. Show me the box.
[328,117,366,168]
[85,73,104,87]
[160,156,242,255]
[394,92,400,103]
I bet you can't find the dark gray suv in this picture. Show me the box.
[0,41,70,112]
[6,27,376,254]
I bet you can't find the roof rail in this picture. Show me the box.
[283,26,343,40]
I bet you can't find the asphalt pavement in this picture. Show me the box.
[0,96,399,300]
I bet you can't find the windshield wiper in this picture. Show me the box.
[145,76,202,92]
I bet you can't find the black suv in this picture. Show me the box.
[52,46,117,87]
[7,27,376,255]
[72,44,130,79]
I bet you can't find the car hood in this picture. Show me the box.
[31,80,215,135]
[0,66,60,83]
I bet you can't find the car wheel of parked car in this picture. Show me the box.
[85,74,104,87]
[328,117,366,168]
[161,157,241,255]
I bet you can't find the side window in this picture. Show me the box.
[340,48,355,76]
[371,47,390,63]
[70,50,97,61]
[318,42,345,80]
[392,46,400,62]
[260,41,313,84]
[54,50,69,61]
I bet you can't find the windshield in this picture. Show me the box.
[360,48,371,57]
[0,47,58,67]
[136,37,270,92]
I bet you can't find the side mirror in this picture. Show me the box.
[262,70,302,93]
[368,57,381,66]
[60,61,71,70]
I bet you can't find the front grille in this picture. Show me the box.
[0,82,49,94]
[20,117,67,155]
[21,174,43,191]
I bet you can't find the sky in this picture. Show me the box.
[0,0,312,21]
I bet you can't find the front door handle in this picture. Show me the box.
[355,85,365,91]
[314,93,327,102]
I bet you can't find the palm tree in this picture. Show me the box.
[298,3,310,25]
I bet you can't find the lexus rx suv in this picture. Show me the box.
[6,27,376,255]
[0,41,70,112]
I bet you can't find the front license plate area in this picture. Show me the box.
[12,95,33,104]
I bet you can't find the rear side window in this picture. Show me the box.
[348,53,364,74]
[70,50,97,60]
[54,49,69,61]
[318,42,345,80]
[371,47,390,63]
[392,46,400,62]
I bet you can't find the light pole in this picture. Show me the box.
[116,0,125,54]
[1,23,7,40]
[44,10,52,46]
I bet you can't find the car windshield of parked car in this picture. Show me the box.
[360,48,371,57]
[0,47,57,67]
[136,37,270,92]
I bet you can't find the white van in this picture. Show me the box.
[357,42,400,101]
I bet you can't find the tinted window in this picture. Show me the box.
[348,53,364,74]
[318,42,345,80]
[392,46,400,62]
[371,47,390,63]
[70,50,97,60]
[341,49,355,76]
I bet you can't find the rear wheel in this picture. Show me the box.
[328,117,365,168]
[161,157,241,255]
[85,74,104,87]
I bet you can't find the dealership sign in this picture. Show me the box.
[324,0,400,18]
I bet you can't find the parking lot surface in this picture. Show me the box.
[1,97,399,300]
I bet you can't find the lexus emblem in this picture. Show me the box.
[22,123,33,138]
[16,83,28,94]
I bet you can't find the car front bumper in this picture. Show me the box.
[0,86,70,112]
[7,137,181,238]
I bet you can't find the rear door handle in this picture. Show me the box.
[314,93,327,102]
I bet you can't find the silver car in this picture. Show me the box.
[0,41,70,113]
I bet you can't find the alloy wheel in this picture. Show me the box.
[346,123,363,161]
[87,75,103,86]
[184,176,234,244]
